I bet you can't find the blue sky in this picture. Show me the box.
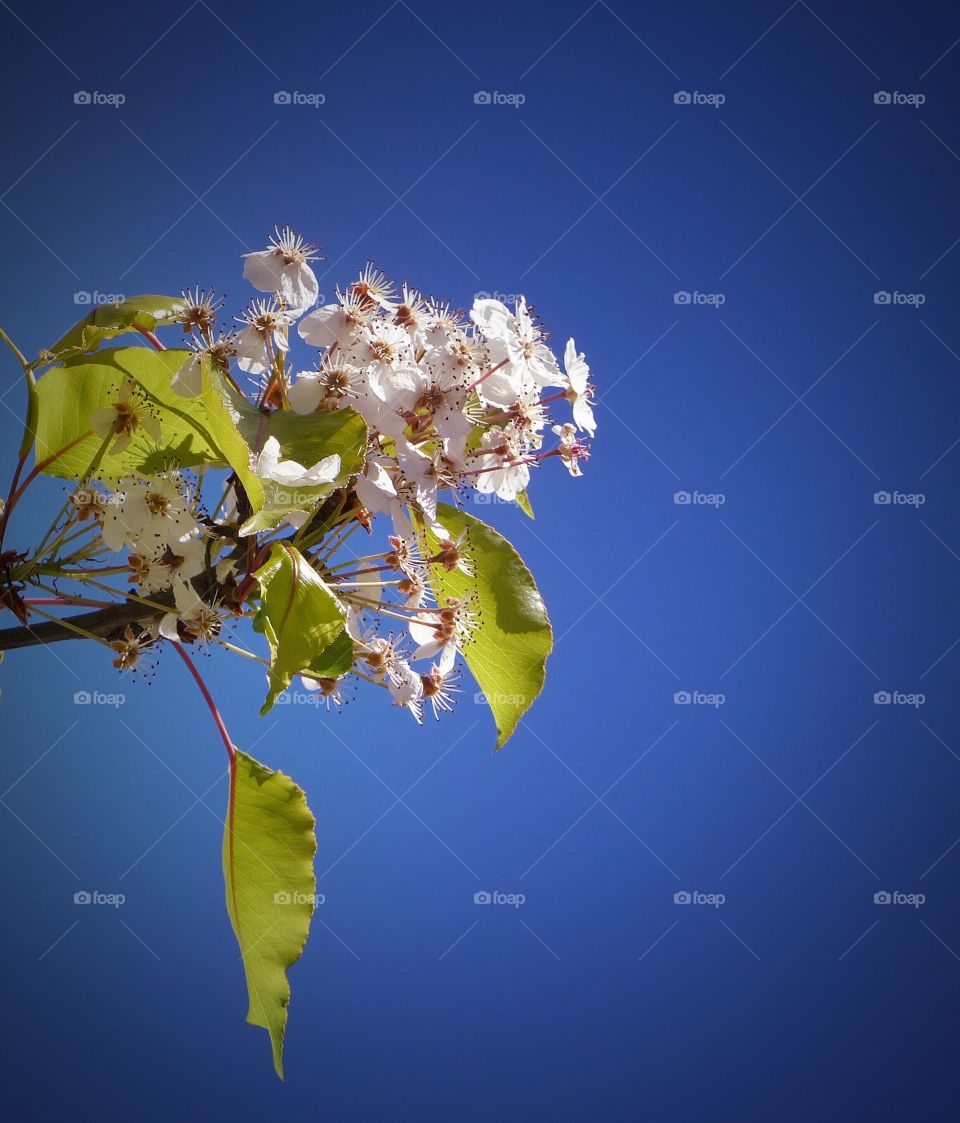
[2,0,960,1119]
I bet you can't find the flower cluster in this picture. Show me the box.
[81,227,596,722]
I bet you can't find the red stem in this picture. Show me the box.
[0,452,27,548]
[136,326,165,351]
[11,431,93,504]
[170,641,236,764]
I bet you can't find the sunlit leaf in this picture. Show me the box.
[252,543,348,714]
[43,294,183,362]
[224,749,316,1079]
[34,347,231,480]
[424,504,553,749]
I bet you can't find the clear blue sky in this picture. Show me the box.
[2,1,960,1119]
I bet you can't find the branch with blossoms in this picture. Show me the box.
[0,226,596,1077]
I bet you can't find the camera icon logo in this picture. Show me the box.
[674,91,691,105]
[873,490,891,504]
[873,291,891,305]
[74,890,92,904]
[474,91,492,105]
[74,291,92,305]
[473,890,492,904]
[873,691,892,705]
[874,891,892,904]
[74,91,92,105]
[273,891,292,904]
[73,690,92,704]
[673,690,692,705]
[274,91,291,105]
[673,490,691,504]
[673,290,691,305]
[874,91,892,105]
[673,891,692,904]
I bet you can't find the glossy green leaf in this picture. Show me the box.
[253,543,347,714]
[424,504,553,749]
[224,749,317,1079]
[197,362,264,512]
[305,630,356,680]
[34,347,231,481]
[43,294,184,362]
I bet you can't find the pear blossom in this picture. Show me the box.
[234,298,294,376]
[242,225,320,313]
[563,338,596,437]
[255,436,340,489]
[552,422,589,477]
[471,424,531,502]
[90,379,161,453]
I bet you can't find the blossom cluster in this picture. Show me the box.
[82,227,596,722]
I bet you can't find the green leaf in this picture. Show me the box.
[197,362,264,512]
[253,543,348,714]
[224,749,317,1079]
[424,504,553,749]
[236,405,367,536]
[34,347,232,481]
[304,630,355,680]
[515,490,535,520]
[43,294,184,361]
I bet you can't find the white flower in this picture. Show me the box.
[470,297,514,339]
[552,422,589,477]
[233,299,294,376]
[361,320,412,372]
[348,263,397,311]
[171,333,236,398]
[254,436,341,488]
[90,379,161,453]
[387,659,423,722]
[242,225,320,313]
[158,581,221,645]
[420,661,461,719]
[471,424,531,502]
[298,293,370,349]
[288,359,360,415]
[354,459,398,516]
[407,598,473,665]
[563,338,596,436]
